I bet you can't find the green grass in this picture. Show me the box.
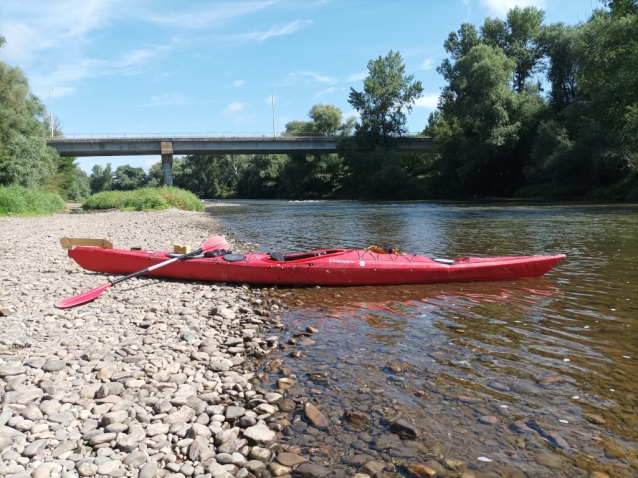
[82,187,204,212]
[0,184,67,216]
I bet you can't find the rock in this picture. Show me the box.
[277,378,295,390]
[16,388,43,404]
[249,446,272,461]
[585,413,606,425]
[188,423,212,438]
[361,461,385,476]
[21,405,43,421]
[293,463,331,478]
[139,462,158,478]
[243,424,276,444]
[47,411,75,426]
[23,439,47,457]
[344,411,371,429]
[406,463,437,478]
[535,452,563,469]
[117,429,146,452]
[97,460,121,476]
[547,432,569,449]
[123,450,148,467]
[265,392,283,404]
[102,410,128,426]
[488,381,509,392]
[209,358,232,372]
[42,360,67,372]
[189,436,215,462]
[511,420,536,435]
[146,422,169,437]
[96,382,125,398]
[77,464,96,477]
[303,402,328,429]
[225,406,246,420]
[0,411,12,427]
[90,432,117,446]
[279,399,296,412]
[277,452,308,467]
[98,364,117,380]
[33,463,58,478]
[270,463,292,477]
[390,419,418,439]
[0,365,26,377]
[478,416,498,425]
[164,407,196,424]
[208,462,229,478]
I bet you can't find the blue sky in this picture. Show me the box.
[1,0,596,173]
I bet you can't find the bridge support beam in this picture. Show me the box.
[161,142,173,186]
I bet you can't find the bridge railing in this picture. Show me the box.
[51,132,429,140]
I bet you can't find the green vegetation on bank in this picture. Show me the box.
[82,187,204,212]
[0,184,66,216]
[0,34,89,215]
[136,1,637,201]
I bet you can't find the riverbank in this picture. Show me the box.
[0,209,326,478]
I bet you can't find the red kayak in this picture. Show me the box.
[64,238,565,286]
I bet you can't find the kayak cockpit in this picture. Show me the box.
[265,249,347,263]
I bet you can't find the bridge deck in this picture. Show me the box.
[47,136,436,157]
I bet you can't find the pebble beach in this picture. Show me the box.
[0,209,332,478]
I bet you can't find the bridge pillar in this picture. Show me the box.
[161,142,173,186]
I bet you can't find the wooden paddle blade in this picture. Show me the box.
[202,236,229,251]
[55,283,112,309]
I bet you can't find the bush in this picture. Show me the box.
[82,187,204,212]
[0,184,66,216]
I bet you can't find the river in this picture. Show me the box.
[207,200,638,478]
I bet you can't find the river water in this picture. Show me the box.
[207,200,638,478]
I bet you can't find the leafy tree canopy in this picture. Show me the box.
[348,51,423,149]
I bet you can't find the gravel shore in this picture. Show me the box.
[0,209,321,478]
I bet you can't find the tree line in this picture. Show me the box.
[2,1,636,201]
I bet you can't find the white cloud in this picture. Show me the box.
[224,20,311,44]
[315,87,342,98]
[28,45,171,98]
[346,71,367,82]
[142,93,189,107]
[145,1,281,29]
[0,0,128,64]
[223,101,248,115]
[234,80,245,87]
[414,94,439,109]
[479,0,546,17]
[420,58,435,70]
[285,70,337,85]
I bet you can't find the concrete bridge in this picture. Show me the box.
[46,134,436,186]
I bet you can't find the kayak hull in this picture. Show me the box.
[67,247,566,286]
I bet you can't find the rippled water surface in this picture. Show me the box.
[209,200,638,477]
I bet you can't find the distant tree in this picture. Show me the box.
[112,165,147,191]
[89,164,113,193]
[538,23,579,113]
[348,50,423,149]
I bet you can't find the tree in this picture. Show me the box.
[428,44,546,196]
[538,23,579,113]
[89,164,113,193]
[112,165,147,191]
[348,50,423,149]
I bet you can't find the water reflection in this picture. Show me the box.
[210,200,638,477]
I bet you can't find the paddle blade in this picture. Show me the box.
[202,235,229,252]
[55,283,112,309]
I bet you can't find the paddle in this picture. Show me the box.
[55,236,228,309]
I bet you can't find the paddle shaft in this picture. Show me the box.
[110,247,203,286]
